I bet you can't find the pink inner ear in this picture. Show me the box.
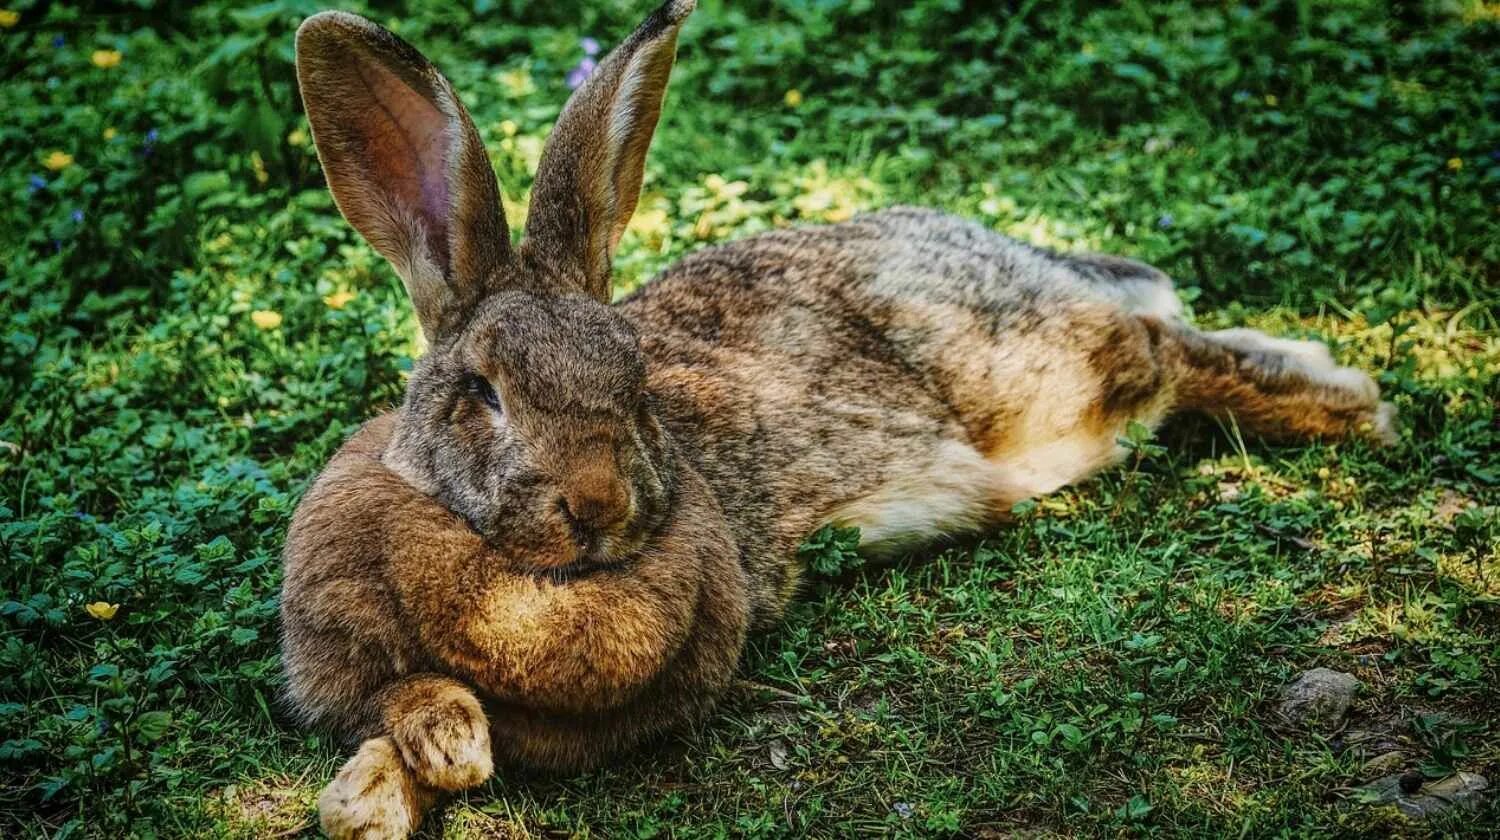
[350,54,451,274]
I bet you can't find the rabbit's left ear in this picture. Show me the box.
[523,0,695,302]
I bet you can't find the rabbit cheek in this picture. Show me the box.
[449,398,499,453]
[438,404,512,533]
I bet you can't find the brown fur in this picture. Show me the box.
[1167,327,1394,441]
[284,4,1396,836]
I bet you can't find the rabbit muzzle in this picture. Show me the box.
[556,453,634,557]
[531,419,675,574]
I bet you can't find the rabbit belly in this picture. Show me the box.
[824,414,1152,554]
[821,438,1023,552]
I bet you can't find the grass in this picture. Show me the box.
[1,0,1497,836]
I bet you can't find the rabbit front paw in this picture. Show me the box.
[318,737,428,840]
[389,685,494,791]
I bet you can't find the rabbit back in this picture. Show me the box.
[623,207,1186,622]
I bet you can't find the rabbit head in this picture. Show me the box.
[295,1,695,572]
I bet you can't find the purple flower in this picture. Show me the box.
[28,174,47,192]
[580,36,601,56]
[142,128,159,158]
[72,209,85,223]
[52,35,66,49]
[1157,213,1174,229]
[145,128,159,143]
[566,56,597,90]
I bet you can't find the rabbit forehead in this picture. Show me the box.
[452,289,645,414]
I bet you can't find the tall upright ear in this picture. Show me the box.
[296,11,512,340]
[523,0,694,301]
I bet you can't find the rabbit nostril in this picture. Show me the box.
[556,495,597,548]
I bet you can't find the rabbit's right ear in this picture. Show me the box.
[296,12,512,340]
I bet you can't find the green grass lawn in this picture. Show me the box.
[2,1,1497,836]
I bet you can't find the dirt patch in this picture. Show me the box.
[209,775,314,837]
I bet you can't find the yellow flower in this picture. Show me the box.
[1447,157,1464,172]
[496,67,535,98]
[627,206,670,240]
[92,49,123,69]
[1264,93,1278,107]
[704,174,747,200]
[323,290,356,310]
[250,309,282,330]
[824,204,854,223]
[783,88,803,108]
[43,151,73,171]
[102,127,117,141]
[499,119,518,137]
[85,602,119,621]
[0,10,20,28]
[286,128,308,147]
[251,151,268,185]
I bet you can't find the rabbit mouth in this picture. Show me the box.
[527,489,667,582]
[507,519,646,583]
[535,553,629,584]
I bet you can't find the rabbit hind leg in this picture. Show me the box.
[1167,326,1396,445]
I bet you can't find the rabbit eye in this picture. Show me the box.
[461,373,501,412]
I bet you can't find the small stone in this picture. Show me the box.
[1399,772,1490,819]
[1361,751,1405,777]
[1357,772,1490,820]
[1359,773,1406,804]
[1279,668,1361,727]
[768,740,789,771]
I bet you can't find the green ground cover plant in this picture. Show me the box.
[2,0,1496,836]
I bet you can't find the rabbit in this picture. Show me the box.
[282,1,1397,836]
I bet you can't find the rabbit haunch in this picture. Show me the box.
[647,209,1387,556]
[804,223,1187,551]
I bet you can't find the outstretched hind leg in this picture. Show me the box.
[1167,326,1397,445]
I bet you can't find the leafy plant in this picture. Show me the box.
[798,523,863,577]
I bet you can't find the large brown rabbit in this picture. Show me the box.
[281,2,1397,836]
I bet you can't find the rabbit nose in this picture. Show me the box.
[557,479,629,544]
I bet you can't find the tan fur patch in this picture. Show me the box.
[318,737,435,840]
[823,439,1025,552]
